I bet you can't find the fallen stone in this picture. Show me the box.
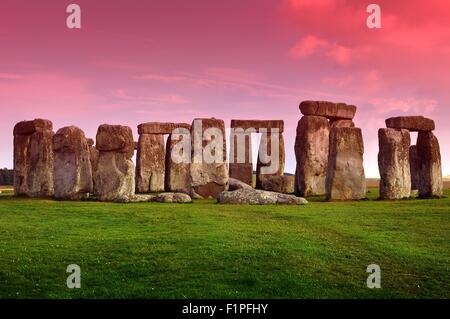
[53,126,93,200]
[326,127,366,200]
[229,177,254,191]
[385,116,435,132]
[294,115,330,196]
[13,119,54,197]
[217,189,308,205]
[299,101,356,120]
[136,134,165,193]
[378,128,411,200]
[153,192,193,203]
[417,131,443,198]
[259,175,295,194]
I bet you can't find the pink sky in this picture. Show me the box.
[1,0,449,177]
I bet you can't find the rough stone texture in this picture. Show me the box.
[53,126,93,200]
[190,118,229,198]
[259,175,295,194]
[299,101,356,120]
[326,127,366,200]
[256,132,285,189]
[138,122,191,135]
[417,132,443,198]
[229,129,253,186]
[217,189,308,205]
[136,134,165,193]
[378,128,411,200]
[409,145,420,191]
[94,125,135,202]
[330,119,355,128]
[13,119,54,197]
[230,120,284,133]
[229,177,254,191]
[165,129,192,194]
[294,116,330,196]
[385,116,435,132]
[153,193,192,203]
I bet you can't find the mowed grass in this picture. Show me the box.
[0,188,449,299]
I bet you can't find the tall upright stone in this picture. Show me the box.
[94,124,135,202]
[409,145,420,191]
[417,131,443,198]
[136,134,165,193]
[326,127,366,200]
[256,130,285,189]
[190,118,229,198]
[13,119,54,197]
[53,126,93,200]
[294,115,330,196]
[229,128,253,186]
[165,124,192,194]
[378,128,411,200]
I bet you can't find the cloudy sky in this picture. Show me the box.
[1,0,449,177]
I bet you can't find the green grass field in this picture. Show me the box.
[0,188,449,299]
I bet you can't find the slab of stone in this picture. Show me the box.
[153,192,192,203]
[256,132,285,188]
[326,127,366,200]
[138,122,191,135]
[330,119,355,128]
[53,126,93,200]
[136,134,165,193]
[294,115,330,196]
[229,129,253,186]
[299,101,357,120]
[378,128,411,200]
[13,119,54,197]
[259,175,295,194]
[229,177,254,191]
[417,131,443,198]
[190,118,229,198]
[409,145,420,191]
[165,130,191,194]
[217,189,308,205]
[230,120,284,133]
[385,116,435,132]
[96,124,135,158]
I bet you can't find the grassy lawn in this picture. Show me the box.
[0,188,449,299]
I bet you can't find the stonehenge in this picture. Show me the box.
[378,116,443,199]
[11,109,444,203]
[295,101,366,200]
[13,119,54,197]
[53,126,93,200]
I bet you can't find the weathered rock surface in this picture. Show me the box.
[385,116,435,132]
[229,177,254,191]
[294,116,330,196]
[417,132,443,198]
[53,126,93,200]
[378,128,411,200]
[230,120,284,133]
[256,131,285,188]
[94,125,135,202]
[299,101,357,120]
[165,129,192,194]
[229,129,253,186]
[138,122,191,135]
[259,175,295,194]
[409,145,420,191]
[190,118,229,198]
[153,192,192,203]
[13,119,54,197]
[326,127,366,200]
[136,134,165,193]
[330,119,355,128]
[217,189,308,205]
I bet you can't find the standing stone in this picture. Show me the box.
[87,138,99,173]
[13,119,54,197]
[94,124,135,202]
[256,130,285,189]
[326,127,366,200]
[378,128,411,200]
[53,126,93,200]
[259,175,295,194]
[417,132,443,198]
[409,145,420,191]
[165,125,192,194]
[294,115,330,196]
[190,118,229,198]
[136,134,165,193]
[229,129,253,186]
